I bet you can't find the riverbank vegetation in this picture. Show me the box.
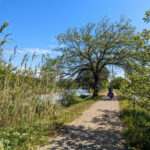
[0,93,99,150]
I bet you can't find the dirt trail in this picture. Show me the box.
[38,92,126,150]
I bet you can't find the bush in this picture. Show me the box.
[110,77,127,89]
[119,95,150,150]
[61,91,76,106]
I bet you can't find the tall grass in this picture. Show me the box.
[0,50,65,149]
[0,52,56,124]
[0,49,99,149]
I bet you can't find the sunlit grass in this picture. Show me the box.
[0,95,99,150]
[116,90,150,150]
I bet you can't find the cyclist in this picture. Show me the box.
[108,86,114,98]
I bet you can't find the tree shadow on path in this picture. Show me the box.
[100,95,119,101]
[45,108,126,150]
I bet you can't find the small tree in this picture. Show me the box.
[121,11,150,102]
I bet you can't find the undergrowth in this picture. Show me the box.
[0,94,99,150]
[117,90,150,150]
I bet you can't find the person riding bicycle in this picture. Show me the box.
[108,86,113,93]
[108,86,114,98]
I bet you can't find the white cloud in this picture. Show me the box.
[3,47,63,57]
[23,48,51,55]
[3,48,51,55]
[16,50,23,54]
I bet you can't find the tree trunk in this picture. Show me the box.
[93,78,99,97]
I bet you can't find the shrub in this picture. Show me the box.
[61,91,76,106]
[119,95,150,150]
[110,77,127,89]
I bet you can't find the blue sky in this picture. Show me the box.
[0,0,150,76]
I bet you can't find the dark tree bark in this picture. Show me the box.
[93,74,99,97]
[93,81,99,97]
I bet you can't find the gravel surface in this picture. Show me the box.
[38,92,126,150]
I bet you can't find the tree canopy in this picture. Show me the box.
[56,16,140,96]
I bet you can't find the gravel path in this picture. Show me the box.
[38,92,126,150]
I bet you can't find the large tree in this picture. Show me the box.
[56,17,138,96]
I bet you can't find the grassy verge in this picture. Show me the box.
[0,95,101,150]
[116,90,150,150]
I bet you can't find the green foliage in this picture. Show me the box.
[0,10,150,149]
[56,16,140,96]
[57,78,78,90]
[120,24,150,102]
[0,106,61,149]
[0,22,9,48]
[0,40,60,149]
[118,93,150,150]
[0,54,59,125]
[0,22,98,149]
[102,81,109,89]
[61,91,76,106]
[76,66,109,90]
[143,10,150,23]
[110,77,127,89]
[121,67,150,102]
[118,13,150,149]
[0,95,97,149]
